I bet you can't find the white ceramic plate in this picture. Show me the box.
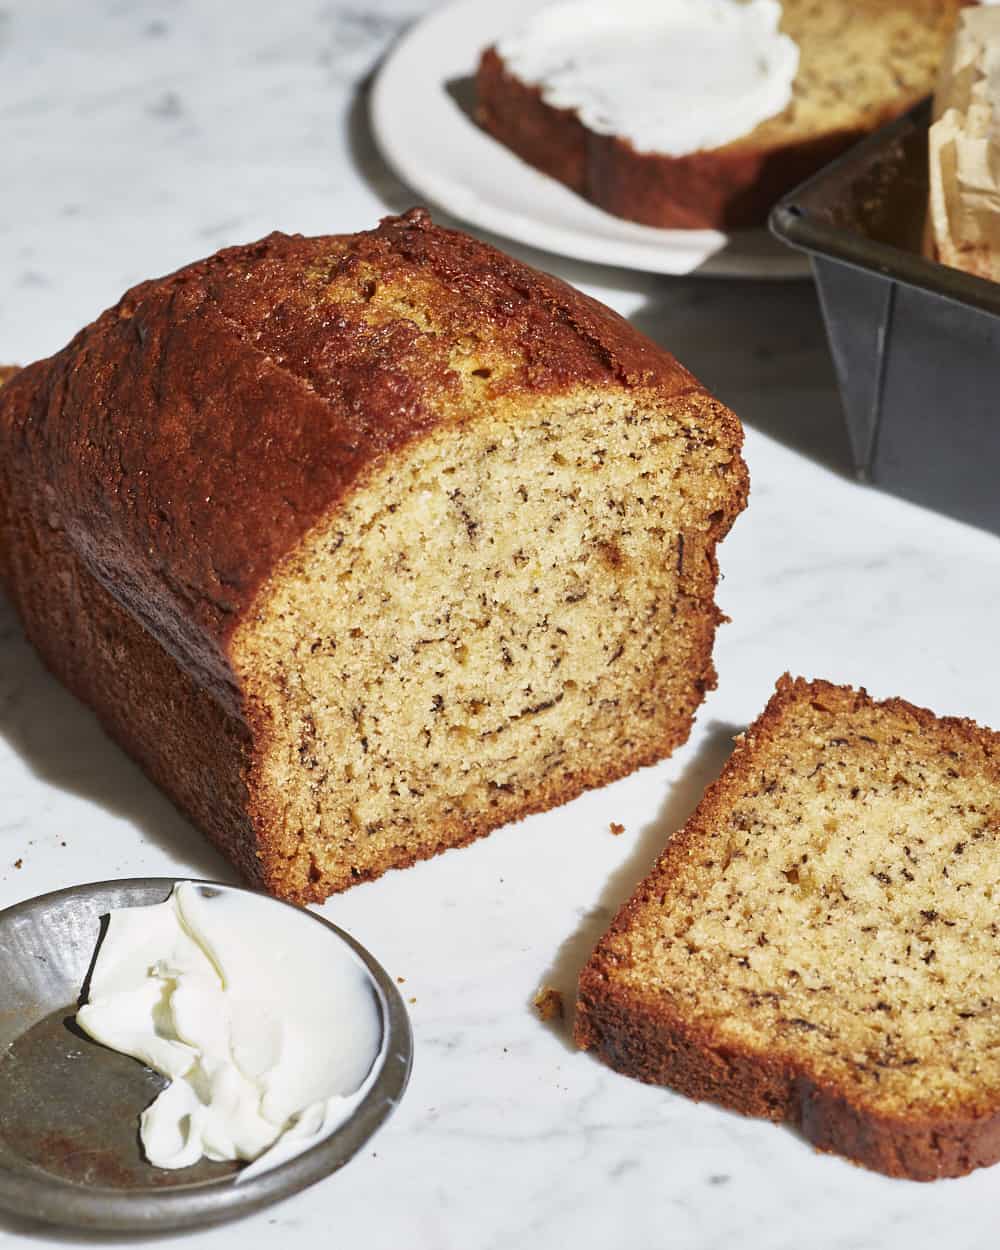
[370,0,810,279]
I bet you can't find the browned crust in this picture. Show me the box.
[575,675,1000,1181]
[0,213,747,900]
[0,209,718,712]
[476,47,907,230]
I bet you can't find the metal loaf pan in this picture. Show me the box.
[770,100,1000,537]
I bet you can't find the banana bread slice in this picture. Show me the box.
[0,209,747,902]
[478,0,968,230]
[576,675,1000,1180]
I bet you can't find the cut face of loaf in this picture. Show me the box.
[239,388,739,896]
[576,676,1000,1180]
[0,210,748,901]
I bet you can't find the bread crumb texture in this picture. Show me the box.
[534,986,565,1022]
[576,675,1000,1180]
[0,211,747,902]
[237,372,742,899]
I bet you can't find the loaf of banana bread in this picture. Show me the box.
[0,209,748,901]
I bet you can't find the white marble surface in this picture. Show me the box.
[2,2,1000,1247]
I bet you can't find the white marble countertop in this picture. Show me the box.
[2,3,1000,1248]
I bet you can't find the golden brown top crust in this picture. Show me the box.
[0,209,726,708]
[758,674,1000,763]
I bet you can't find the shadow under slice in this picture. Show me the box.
[537,720,743,1053]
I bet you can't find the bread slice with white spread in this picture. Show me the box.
[478,0,969,230]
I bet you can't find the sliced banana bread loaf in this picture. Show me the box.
[576,675,1000,1180]
[478,0,968,230]
[0,209,747,902]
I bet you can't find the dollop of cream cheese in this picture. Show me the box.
[496,0,799,157]
[76,882,382,1178]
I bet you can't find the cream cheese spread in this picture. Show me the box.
[76,882,382,1177]
[496,0,800,157]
